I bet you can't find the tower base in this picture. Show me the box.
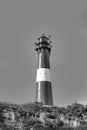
[35,81,53,105]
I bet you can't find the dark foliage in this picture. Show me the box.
[0,101,86,129]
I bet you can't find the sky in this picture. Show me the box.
[0,0,87,106]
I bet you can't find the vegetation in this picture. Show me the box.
[0,101,86,129]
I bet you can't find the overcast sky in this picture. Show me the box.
[0,0,87,106]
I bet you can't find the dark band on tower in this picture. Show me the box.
[35,34,53,105]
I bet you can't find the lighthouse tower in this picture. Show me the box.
[35,34,53,105]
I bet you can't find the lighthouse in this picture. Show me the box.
[35,34,53,105]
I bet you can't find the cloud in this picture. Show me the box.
[77,97,87,105]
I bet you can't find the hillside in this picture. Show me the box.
[0,101,87,129]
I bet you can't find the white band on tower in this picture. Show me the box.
[36,68,51,82]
